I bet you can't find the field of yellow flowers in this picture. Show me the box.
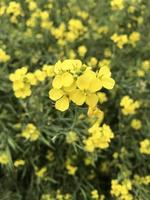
[0,0,150,199]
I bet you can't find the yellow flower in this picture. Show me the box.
[131,119,142,130]
[134,175,150,186]
[137,69,145,77]
[142,60,150,71]
[21,123,40,141]
[140,139,150,155]
[0,153,9,165]
[66,131,78,144]
[120,96,140,115]
[34,70,46,82]
[65,18,87,42]
[70,70,100,107]
[78,45,87,57]
[68,19,86,35]
[49,59,115,111]
[41,194,53,200]
[36,167,47,178]
[0,48,10,62]
[66,164,77,175]
[97,92,108,104]
[84,156,94,166]
[98,59,111,68]
[129,32,140,46]
[111,0,124,10]
[98,66,115,89]
[97,26,109,34]
[84,123,114,152]
[28,2,37,11]
[42,64,54,77]
[77,11,89,20]
[128,6,136,13]
[87,107,104,125]
[9,67,33,99]
[88,57,98,67]
[91,190,99,199]
[111,179,133,200]
[111,33,128,48]
[26,73,38,85]
[6,1,22,17]
[14,159,25,167]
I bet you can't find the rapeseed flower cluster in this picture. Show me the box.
[133,175,150,185]
[9,65,54,98]
[51,19,86,45]
[111,179,133,200]
[84,123,114,152]
[49,59,115,111]
[65,159,77,175]
[111,33,128,49]
[111,0,125,10]
[6,1,23,23]
[87,107,104,125]
[9,67,32,98]
[120,96,140,115]
[21,123,40,141]
[129,32,141,47]
[131,119,142,130]
[140,139,150,155]
[91,189,105,200]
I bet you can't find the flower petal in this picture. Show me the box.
[62,72,74,87]
[49,88,64,101]
[55,96,69,111]
[102,77,115,89]
[86,93,98,107]
[70,89,86,105]
[52,75,62,89]
[89,78,102,92]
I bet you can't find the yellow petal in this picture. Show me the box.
[86,93,98,107]
[89,78,102,92]
[63,83,76,92]
[49,88,64,101]
[84,69,96,79]
[102,77,115,89]
[76,74,90,90]
[61,72,74,87]
[52,75,62,89]
[98,66,111,77]
[70,89,86,105]
[55,96,69,111]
